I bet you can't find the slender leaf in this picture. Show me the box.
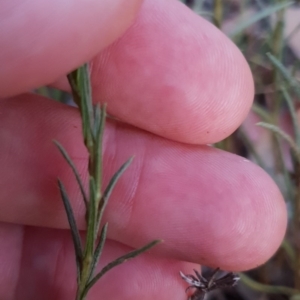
[57,180,83,270]
[213,0,222,28]
[92,104,101,141]
[68,65,93,148]
[84,177,97,257]
[240,273,300,296]
[88,223,108,282]
[97,157,133,230]
[67,72,81,106]
[93,104,106,197]
[273,133,295,203]
[281,86,300,146]
[85,240,162,294]
[229,2,293,37]
[238,128,267,169]
[54,140,88,208]
[257,122,300,158]
[78,64,94,142]
[67,70,89,138]
[281,239,296,265]
[92,103,106,143]
[252,103,272,122]
[266,52,300,99]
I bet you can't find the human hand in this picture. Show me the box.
[0,0,287,299]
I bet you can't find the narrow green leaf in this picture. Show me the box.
[240,273,300,296]
[266,52,300,99]
[54,140,88,208]
[92,103,106,142]
[68,65,94,148]
[102,157,133,201]
[88,223,108,282]
[238,128,267,169]
[281,239,296,265]
[67,72,81,107]
[97,157,133,229]
[78,64,93,123]
[57,180,83,269]
[252,103,271,122]
[281,86,300,146]
[229,2,293,37]
[93,104,106,197]
[98,104,106,141]
[85,240,161,293]
[213,0,222,28]
[257,122,300,161]
[84,177,97,257]
[67,70,88,143]
[92,104,101,142]
[77,64,94,143]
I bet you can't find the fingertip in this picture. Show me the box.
[189,156,287,271]
[91,0,254,144]
[0,0,143,97]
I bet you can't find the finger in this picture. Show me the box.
[86,0,254,144]
[0,224,194,300]
[0,0,142,97]
[0,95,286,270]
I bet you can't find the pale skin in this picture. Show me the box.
[0,0,287,299]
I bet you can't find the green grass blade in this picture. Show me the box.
[229,2,293,37]
[252,103,272,122]
[266,52,300,99]
[54,140,88,208]
[281,86,300,146]
[281,239,296,266]
[240,273,300,296]
[238,128,267,170]
[257,122,300,160]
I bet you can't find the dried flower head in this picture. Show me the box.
[180,268,240,300]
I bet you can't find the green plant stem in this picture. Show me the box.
[213,0,222,28]
[60,64,160,300]
[269,1,285,175]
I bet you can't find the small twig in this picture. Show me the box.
[56,63,160,300]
